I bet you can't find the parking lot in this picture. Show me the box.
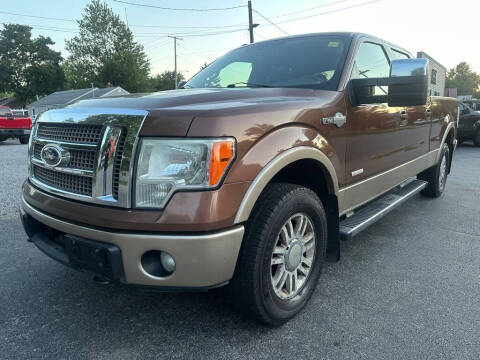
[1,139,479,360]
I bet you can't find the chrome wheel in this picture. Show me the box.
[270,213,316,300]
[438,154,447,192]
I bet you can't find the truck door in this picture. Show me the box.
[345,41,406,185]
[390,49,430,160]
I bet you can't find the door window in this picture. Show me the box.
[390,49,410,60]
[352,42,390,95]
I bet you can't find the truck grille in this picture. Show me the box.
[33,165,93,196]
[29,109,146,208]
[37,124,103,144]
[34,143,97,170]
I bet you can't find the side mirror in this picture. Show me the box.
[388,58,428,107]
[177,80,186,89]
[348,58,428,107]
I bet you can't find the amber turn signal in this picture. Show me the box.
[209,140,235,186]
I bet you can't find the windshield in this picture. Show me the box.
[186,35,350,90]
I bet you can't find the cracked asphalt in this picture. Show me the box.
[1,139,479,359]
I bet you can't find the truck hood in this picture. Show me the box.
[69,88,338,136]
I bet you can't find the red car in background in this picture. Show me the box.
[0,105,32,144]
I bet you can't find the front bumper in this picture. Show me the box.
[0,129,31,137]
[21,197,244,289]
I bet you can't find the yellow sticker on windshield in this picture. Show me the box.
[328,41,339,47]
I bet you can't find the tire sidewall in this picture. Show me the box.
[258,190,327,322]
[435,144,450,196]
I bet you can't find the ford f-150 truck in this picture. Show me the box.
[0,106,32,144]
[20,32,458,325]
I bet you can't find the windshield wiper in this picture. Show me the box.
[226,82,272,88]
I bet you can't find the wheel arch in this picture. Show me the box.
[233,147,341,262]
[234,146,339,224]
[441,121,456,174]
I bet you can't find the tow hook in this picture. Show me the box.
[93,275,111,285]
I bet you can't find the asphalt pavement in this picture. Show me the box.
[1,139,479,359]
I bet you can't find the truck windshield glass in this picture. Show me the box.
[185,35,350,90]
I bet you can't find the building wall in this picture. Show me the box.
[417,52,446,96]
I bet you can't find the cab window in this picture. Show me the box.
[390,49,410,60]
[352,42,390,95]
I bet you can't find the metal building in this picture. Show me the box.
[417,51,446,96]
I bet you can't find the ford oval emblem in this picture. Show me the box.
[41,144,70,168]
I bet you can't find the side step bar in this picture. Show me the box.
[339,179,427,241]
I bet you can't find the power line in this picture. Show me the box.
[0,10,75,22]
[129,23,247,29]
[0,22,78,33]
[112,0,246,12]
[0,20,247,38]
[274,0,384,25]
[268,0,349,19]
[252,9,289,36]
[0,10,247,30]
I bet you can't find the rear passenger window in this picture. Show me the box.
[352,42,390,95]
[390,49,410,60]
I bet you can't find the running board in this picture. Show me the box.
[339,179,427,241]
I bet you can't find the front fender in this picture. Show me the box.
[229,125,341,224]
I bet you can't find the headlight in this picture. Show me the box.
[135,138,235,208]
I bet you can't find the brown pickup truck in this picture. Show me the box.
[20,32,458,325]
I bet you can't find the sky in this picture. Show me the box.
[3,0,480,80]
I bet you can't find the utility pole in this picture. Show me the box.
[248,0,254,44]
[168,35,182,89]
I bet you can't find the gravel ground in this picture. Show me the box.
[0,141,479,359]
[0,139,28,219]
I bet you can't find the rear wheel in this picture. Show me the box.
[0,136,7,143]
[227,183,327,325]
[19,136,29,144]
[474,130,480,147]
[418,143,450,198]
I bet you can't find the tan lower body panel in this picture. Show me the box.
[338,150,438,216]
[22,197,245,288]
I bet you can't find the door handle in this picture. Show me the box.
[400,110,407,119]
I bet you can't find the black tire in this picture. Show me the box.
[227,183,327,325]
[19,136,29,144]
[0,136,7,143]
[418,143,450,198]
[474,130,480,147]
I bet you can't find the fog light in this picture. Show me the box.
[160,252,176,273]
[141,250,176,277]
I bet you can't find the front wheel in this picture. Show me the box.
[19,136,29,144]
[418,143,450,198]
[227,183,327,325]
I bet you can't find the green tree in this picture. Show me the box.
[0,24,64,104]
[65,0,150,92]
[446,62,480,96]
[150,71,185,91]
